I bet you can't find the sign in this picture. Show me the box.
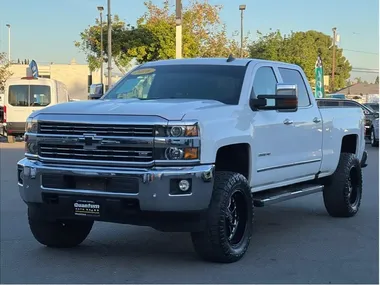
[314,56,325,98]
[29,60,39,78]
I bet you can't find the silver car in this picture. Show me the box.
[371,118,379,147]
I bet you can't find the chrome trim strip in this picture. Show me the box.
[257,158,322,173]
[41,187,139,198]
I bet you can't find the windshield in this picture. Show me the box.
[103,64,247,105]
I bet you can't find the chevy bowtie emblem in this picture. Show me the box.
[79,133,102,149]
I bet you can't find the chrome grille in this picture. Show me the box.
[38,122,154,137]
[38,144,153,162]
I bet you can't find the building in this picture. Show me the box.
[335,83,379,103]
[8,59,122,100]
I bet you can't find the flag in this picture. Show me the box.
[314,56,325,98]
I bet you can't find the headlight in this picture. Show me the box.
[155,123,199,137]
[154,122,200,163]
[164,147,199,160]
[167,125,198,137]
[25,118,38,133]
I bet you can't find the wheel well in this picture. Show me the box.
[341,134,357,154]
[215,143,250,179]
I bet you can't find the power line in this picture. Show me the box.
[352,67,379,71]
[342,48,379,55]
[351,70,379,74]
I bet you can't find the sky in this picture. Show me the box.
[0,0,379,82]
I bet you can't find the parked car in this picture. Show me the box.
[364,102,379,113]
[370,118,379,147]
[18,57,366,263]
[317,98,379,139]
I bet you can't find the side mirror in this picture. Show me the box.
[88,83,104,100]
[249,83,298,111]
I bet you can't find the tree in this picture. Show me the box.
[248,30,352,91]
[75,0,250,73]
[375,75,379,84]
[0,52,13,92]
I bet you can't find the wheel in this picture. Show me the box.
[7,135,15,143]
[370,128,379,147]
[322,152,362,217]
[191,171,253,263]
[28,207,94,248]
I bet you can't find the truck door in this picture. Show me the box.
[250,64,323,189]
[277,66,323,177]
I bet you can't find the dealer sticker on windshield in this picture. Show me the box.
[74,200,100,217]
[131,68,156,75]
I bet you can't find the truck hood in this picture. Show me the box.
[34,98,226,121]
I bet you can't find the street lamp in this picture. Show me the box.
[107,0,112,89]
[239,5,246,58]
[97,6,104,89]
[6,24,10,63]
[175,0,182,59]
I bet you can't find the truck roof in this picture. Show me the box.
[141,57,301,69]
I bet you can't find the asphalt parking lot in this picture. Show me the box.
[0,142,378,284]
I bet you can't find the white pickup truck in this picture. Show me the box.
[18,57,367,263]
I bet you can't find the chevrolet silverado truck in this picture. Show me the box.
[18,57,367,263]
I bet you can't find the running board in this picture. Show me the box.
[252,184,324,207]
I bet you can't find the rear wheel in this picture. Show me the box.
[371,128,379,147]
[28,207,94,248]
[191,171,253,263]
[323,152,362,217]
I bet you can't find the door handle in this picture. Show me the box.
[283,119,293,125]
[313,117,321,123]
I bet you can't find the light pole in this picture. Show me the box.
[6,24,10,63]
[175,0,182,59]
[97,6,104,88]
[239,5,246,58]
[331,27,337,92]
[107,0,112,89]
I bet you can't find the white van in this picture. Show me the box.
[3,77,69,143]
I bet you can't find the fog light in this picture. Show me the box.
[178,179,190,192]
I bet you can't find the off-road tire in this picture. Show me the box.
[323,152,362,217]
[28,207,94,248]
[7,135,15,143]
[191,171,253,263]
[371,128,379,147]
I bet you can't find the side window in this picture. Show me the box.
[252,67,277,107]
[278,68,311,107]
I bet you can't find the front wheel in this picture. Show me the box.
[191,171,253,263]
[28,207,94,248]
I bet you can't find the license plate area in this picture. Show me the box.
[74,199,101,217]
[75,177,106,191]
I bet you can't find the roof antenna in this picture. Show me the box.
[226,54,235,62]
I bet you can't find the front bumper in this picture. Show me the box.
[17,158,215,212]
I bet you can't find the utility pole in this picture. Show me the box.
[239,5,246,58]
[107,0,112,89]
[6,24,10,63]
[175,0,182,59]
[331,27,337,92]
[97,6,104,89]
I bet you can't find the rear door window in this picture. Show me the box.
[8,85,51,107]
[8,85,29,106]
[30,85,51,106]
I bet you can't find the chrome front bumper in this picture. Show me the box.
[17,158,215,212]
